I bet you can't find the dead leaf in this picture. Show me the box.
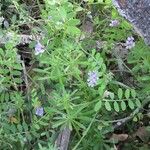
[111,134,128,142]
[80,20,93,40]
[133,126,150,142]
[81,20,93,35]
[9,116,18,124]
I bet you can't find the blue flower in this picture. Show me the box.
[35,107,44,117]
[125,36,135,49]
[109,20,120,27]
[87,71,99,87]
[35,41,45,55]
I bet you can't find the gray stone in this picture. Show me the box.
[113,0,150,45]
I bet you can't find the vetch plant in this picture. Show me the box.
[0,0,149,149]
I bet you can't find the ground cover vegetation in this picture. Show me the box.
[0,0,150,149]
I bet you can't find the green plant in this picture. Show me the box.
[0,0,150,149]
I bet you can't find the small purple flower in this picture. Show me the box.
[87,71,99,87]
[125,36,135,49]
[35,107,44,117]
[35,41,45,55]
[109,19,120,27]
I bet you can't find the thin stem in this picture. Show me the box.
[72,113,97,150]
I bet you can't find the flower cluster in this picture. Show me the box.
[109,19,120,27]
[125,36,135,49]
[35,41,45,55]
[35,106,44,117]
[87,71,99,87]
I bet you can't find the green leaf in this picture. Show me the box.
[73,120,86,130]
[95,53,101,59]
[110,93,114,100]
[135,99,141,107]
[10,124,17,133]
[5,92,9,101]
[59,7,67,21]
[34,124,40,130]
[118,88,123,99]
[5,42,14,50]
[128,100,134,110]
[66,26,81,36]
[125,89,130,99]
[13,78,22,84]
[17,124,23,132]
[39,121,49,126]
[23,122,28,131]
[26,133,32,141]
[98,84,105,96]
[98,57,103,68]
[133,116,138,122]
[105,101,111,111]
[139,76,150,81]
[75,6,83,12]
[94,101,102,112]
[101,64,106,73]
[13,63,22,70]
[52,120,66,128]
[0,48,4,55]
[12,70,21,76]
[131,89,136,98]
[11,15,17,24]
[37,76,51,80]
[67,19,80,26]
[113,101,119,112]
[121,101,126,111]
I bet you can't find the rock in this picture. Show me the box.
[113,0,150,45]
[55,127,71,150]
